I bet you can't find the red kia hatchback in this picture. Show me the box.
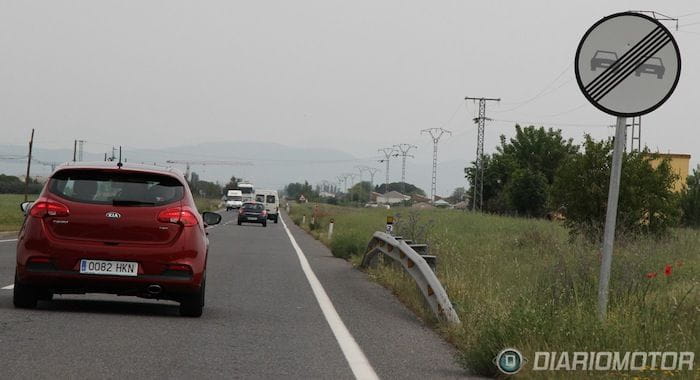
[14,162,221,317]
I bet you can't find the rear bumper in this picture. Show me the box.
[238,215,266,223]
[17,265,200,300]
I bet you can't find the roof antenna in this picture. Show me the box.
[117,146,123,168]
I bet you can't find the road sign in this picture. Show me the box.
[575,12,681,117]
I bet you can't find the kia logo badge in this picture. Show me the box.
[106,211,122,219]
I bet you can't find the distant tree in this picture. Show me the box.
[0,174,42,194]
[680,165,700,227]
[448,187,467,203]
[374,182,425,196]
[224,176,240,190]
[348,181,372,203]
[552,135,679,240]
[188,172,222,198]
[284,181,318,201]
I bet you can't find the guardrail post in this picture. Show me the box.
[328,218,334,239]
[302,214,306,225]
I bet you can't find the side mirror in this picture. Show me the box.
[202,212,222,227]
[20,201,33,215]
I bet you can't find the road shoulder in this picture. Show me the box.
[280,212,478,380]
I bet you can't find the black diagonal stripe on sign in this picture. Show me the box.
[593,37,671,102]
[585,27,663,94]
[584,26,662,93]
[588,30,667,98]
[589,32,670,99]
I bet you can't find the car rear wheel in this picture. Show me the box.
[262,221,267,227]
[274,215,279,224]
[179,277,205,317]
[237,220,242,226]
[13,273,38,309]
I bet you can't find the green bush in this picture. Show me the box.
[552,136,679,240]
[680,166,700,227]
[329,230,368,259]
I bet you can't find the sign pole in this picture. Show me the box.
[597,116,626,320]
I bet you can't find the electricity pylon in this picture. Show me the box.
[421,128,451,203]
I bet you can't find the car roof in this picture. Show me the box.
[54,161,186,180]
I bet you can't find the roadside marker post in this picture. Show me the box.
[574,12,681,320]
[386,216,394,236]
[302,214,306,225]
[328,218,334,239]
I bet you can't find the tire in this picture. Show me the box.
[262,221,267,227]
[274,216,278,224]
[180,277,205,317]
[237,220,242,226]
[13,274,38,309]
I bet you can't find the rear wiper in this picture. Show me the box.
[112,200,156,206]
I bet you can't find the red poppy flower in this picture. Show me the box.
[646,272,657,279]
[664,265,672,276]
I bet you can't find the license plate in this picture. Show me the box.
[247,216,258,221]
[80,259,138,277]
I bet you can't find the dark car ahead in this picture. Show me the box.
[237,202,267,227]
[14,162,221,317]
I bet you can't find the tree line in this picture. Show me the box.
[465,124,698,239]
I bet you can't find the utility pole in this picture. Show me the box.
[421,128,451,204]
[465,96,500,211]
[77,140,86,161]
[24,129,35,202]
[393,143,417,194]
[378,147,397,194]
[73,140,77,162]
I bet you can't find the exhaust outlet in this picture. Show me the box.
[147,284,162,295]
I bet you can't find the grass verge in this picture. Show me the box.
[288,202,699,379]
[0,194,35,232]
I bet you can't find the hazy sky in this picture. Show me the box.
[2,1,699,190]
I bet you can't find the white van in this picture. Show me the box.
[225,189,243,211]
[255,190,279,223]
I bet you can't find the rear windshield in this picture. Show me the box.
[49,169,184,206]
[255,194,265,202]
[266,195,276,203]
[243,203,264,211]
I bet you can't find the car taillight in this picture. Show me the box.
[262,210,268,217]
[29,198,70,218]
[157,207,198,227]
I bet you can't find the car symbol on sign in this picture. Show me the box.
[590,50,618,71]
[106,211,122,219]
[635,56,665,79]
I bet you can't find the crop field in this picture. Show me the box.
[289,202,700,378]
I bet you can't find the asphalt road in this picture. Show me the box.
[0,210,473,379]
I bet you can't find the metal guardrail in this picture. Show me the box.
[360,232,461,325]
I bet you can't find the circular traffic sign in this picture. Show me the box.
[575,12,681,117]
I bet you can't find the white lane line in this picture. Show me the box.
[2,284,14,290]
[0,239,18,243]
[280,216,379,380]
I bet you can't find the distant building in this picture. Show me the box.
[376,191,411,205]
[319,191,336,198]
[648,153,691,192]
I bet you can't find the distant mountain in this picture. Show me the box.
[0,141,469,196]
